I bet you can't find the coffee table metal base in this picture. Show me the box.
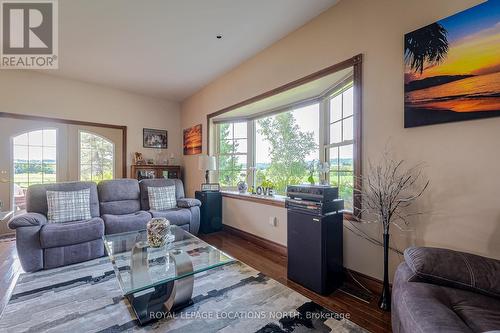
[126,277,194,325]
[127,247,195,325]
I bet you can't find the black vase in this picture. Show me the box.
[378,233,391,311]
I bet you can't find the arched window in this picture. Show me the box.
[12,129,57,210]
[79,131,114,182]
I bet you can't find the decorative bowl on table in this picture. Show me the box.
[147,218,171,248]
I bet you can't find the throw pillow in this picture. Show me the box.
[46,188,92,223]
[148,186,177,211]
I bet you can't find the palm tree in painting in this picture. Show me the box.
[405,23,449,74]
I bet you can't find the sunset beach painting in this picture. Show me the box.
[404,0,500,128]
[183,124,202,155]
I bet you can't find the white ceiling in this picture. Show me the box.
[47,0,339,101]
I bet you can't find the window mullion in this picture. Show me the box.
[326,140,354,149]
[341,92,344,143]
[214,124,220,183]
[247,120,255,188]
[319,96,329,184]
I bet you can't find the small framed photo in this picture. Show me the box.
[143,128,168,149]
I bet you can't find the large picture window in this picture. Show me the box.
[215,80,355,205]
[210,55,362,213]
[79,131,114,182]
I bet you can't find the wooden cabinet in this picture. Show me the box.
[130,165,182,180]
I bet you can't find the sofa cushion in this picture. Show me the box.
[451,288,500,332]
[46,189,92,223]
[148,186,177,210]
[393,262,500,333]
[40,217,104,249]
[102,211,151,235]
[150,208,191,227]
[98,179,142,215]
[405,246,500,299]
[99,200,142,216]
[26,182,100,218]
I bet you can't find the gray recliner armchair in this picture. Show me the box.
[139,178,201,235]
[97,179,152,234]
[8,182,105,272]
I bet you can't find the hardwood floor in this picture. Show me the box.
[0,232,391,333]
[200,231,392,333]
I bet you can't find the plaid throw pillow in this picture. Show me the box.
[46,189,92,223]
[148,186,176,211]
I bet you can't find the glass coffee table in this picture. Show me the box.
[103,225,236,325]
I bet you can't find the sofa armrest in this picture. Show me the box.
[405,246,500,299]
[177,198,202,208]
[8,212,47,229]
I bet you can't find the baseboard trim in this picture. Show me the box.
[344,267,388,294]
[222,224,387,293]
[222,225,287,257]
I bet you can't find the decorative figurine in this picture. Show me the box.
[237,180,248,194]
[134,152,145,165]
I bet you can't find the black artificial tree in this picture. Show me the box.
[355,152,429,311]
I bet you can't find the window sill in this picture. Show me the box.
[221,191,355,220]
[221,191,286,208]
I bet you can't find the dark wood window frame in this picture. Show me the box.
[0,112,128,178]
[206,54,363,218]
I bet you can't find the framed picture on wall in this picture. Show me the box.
[143,128,168,149]
[183,124,202,155]
[404,1,500,128]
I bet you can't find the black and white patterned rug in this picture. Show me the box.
[0,257,366,332]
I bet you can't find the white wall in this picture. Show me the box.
[223,198,287,246]
[181,0,500,280]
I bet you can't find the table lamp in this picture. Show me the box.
[198,155,216,184]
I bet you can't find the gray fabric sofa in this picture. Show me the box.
[139,178,201,235]
[9,178,201,272]
[8,182,105,272]
[392,246,500,333]
[97,179,151,234]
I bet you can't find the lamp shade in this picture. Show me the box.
[198,155,216,171]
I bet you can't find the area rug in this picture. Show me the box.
[0,256,367,333]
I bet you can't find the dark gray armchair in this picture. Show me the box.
[392,246,500,333]
[8,182,104,272]
[97,179,151,234]
[139,178,201,235]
